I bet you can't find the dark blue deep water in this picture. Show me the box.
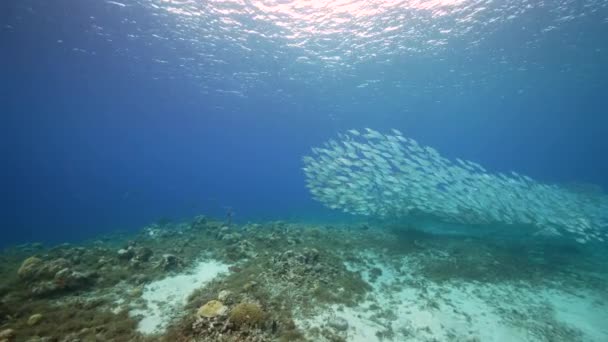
[2,0,608,247]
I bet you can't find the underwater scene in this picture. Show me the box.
[2,0,608,341]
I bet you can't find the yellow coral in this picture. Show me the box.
[229,303,266,327]
[197,300,226,318]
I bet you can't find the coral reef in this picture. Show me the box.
[0,215,605,341]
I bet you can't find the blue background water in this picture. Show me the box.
[2,0,607,246]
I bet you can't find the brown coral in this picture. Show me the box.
[229,303,266,327]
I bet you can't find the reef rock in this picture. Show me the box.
[328,316,349,331]
[27,337,53,342]
[117,248,134,260]
[117,246,153,263]
[17,257,43,280]
[0,328,15,341]
[17,257,94,296]
[217,290,233,303]
[17,257,70,282]
[192,215,208,227]
[272,248,322,282]
[133,247,153,262]
[54,268,93,290]
[158,254,182,271]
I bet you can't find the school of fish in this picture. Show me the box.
[302,129,608,244]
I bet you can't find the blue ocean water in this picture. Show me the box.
[2,0,608,247]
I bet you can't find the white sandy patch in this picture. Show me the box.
[544,288,608,341]
[297,253,608,342]
[130,259,229,335]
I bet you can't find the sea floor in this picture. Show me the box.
[1,217,607,342]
